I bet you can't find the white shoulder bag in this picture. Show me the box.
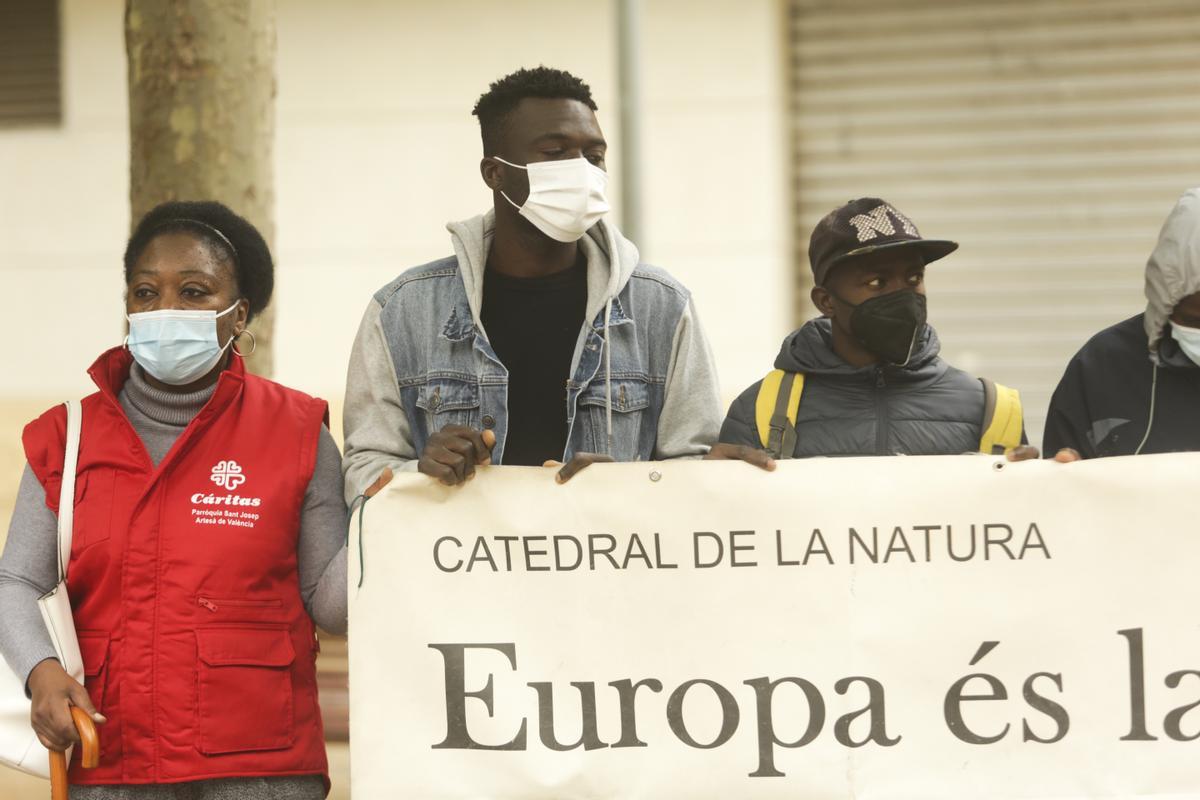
[0,399,86,778]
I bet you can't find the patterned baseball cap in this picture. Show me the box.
[808,198,958,286]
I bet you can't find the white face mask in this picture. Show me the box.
[494,156,610,242]
[126,300,240,385]
[1170,321,1200,366]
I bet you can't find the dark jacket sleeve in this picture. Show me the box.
[1043,356,1096,458]
[719,380,766,449]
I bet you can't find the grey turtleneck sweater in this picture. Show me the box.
[0,365,349,692]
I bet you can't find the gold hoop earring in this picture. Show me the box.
[232,329,257,357]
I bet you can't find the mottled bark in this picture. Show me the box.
[125,0,276,376]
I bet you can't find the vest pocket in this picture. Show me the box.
[77,631,118,766]
[195,626,296,755]
[78,631,109,708]
[71,468,115,554]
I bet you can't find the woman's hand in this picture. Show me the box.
[28,658,105,752]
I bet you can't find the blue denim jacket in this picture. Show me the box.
[341,213,722,499]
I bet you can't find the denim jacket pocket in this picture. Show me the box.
[577,377,650,456]
[416,377,481,434]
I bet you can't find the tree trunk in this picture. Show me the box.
[125,0,276,377]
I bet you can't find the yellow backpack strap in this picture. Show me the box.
[754,370,806,458]
[979,378,1023,454]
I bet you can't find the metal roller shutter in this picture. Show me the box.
[787,0,1200,445]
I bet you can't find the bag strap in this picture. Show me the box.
[978,378,1023,454]
[57,400,82,583]
[754,369,805,458]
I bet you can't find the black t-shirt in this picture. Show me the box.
[480,255,588,466]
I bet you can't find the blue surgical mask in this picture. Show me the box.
[126,301,240,385]
[1170,321,1200,367]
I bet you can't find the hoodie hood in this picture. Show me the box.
[774,317,943,378]
[446,209,640,333]
[1144,187,1200,362]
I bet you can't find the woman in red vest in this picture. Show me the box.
[0,201,346,798]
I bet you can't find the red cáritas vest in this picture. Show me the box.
[23,347,331,787]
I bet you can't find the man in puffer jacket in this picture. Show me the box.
[1043,188,1200,458]
[720,197,1028,458]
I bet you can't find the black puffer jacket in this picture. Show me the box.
[1043,314,1200,457]
[720,319,997,456]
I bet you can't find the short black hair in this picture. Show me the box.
[124,200,274,322]
[472,66,598,155]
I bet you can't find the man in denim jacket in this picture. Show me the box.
[342,67,765,501]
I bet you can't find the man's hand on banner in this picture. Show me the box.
[545,452,615,483]
[418,426,497,486]
[703,443,778,470]
[1005,446,1082,463]
[548,445,777,484]
[365,468,393,498]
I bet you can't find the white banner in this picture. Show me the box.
[348,454,1200,799]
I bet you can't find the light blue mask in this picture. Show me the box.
[126,301,240,385]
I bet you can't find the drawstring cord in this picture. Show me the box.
[1133,364,1159,456]
[604,296,614,457]
[347,493,369,588]
[602,221,621,458]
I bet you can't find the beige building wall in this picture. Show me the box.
[0,0,791,405]
[0,0,130,400]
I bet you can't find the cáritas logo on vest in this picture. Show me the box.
[190,460,263,507]
[209,459,245,489]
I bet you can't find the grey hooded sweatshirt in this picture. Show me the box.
[720,319,999,456]
[1044,187,1200,457]
[341,211,722,502]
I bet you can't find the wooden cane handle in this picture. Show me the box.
[70,706,100,768]
[49,706,100,800]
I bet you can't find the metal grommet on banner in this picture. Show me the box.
[649,469,662,483]
[992,460,1005,472]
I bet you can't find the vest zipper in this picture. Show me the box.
[197,596,283,613]
[874,367,888,455]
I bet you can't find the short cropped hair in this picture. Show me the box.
[124,200,274,322]
[472,66,598,155]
